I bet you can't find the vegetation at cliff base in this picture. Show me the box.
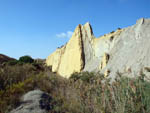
[0,56,150,113]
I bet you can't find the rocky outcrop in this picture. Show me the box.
[46,22,122,78]
[46,18,150,79]
[103,18,150,80]
[46,25,85,78]
[10,90,52,113]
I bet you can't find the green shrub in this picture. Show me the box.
[6,60,18,65]
[70,72,81,81]
[79,72,95,83]
[19,55,34,63]
[110,31,115,33]
[118,27,121,30]
[70,72,97,83]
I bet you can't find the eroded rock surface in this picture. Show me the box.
[46,25,84,78]
[46,18,150,79]
[99,53,110,70]
[104,18,150,80]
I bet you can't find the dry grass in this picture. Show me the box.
[0,62,150,113]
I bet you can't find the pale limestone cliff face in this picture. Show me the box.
[46,22,122,78]
[47,18,150,79]
[46,47,65,72]
[46,25,84,78]
[104,18,150,80]
[57,25,84,78]
[83,29,123,72]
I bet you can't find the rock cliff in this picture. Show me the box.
[104,18,150,80]
[46,18,150,79]
[46,25,85,78]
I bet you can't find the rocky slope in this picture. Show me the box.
[46,18,150,78]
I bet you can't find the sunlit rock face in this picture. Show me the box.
[46,25,84,78]
[104,18,150,80]
[46,22,122,78]
[46,18,150,79]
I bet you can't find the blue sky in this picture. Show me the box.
[0,0,149,59]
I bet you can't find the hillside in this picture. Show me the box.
[0,54,15,64]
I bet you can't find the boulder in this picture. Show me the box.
[10,90,52,113]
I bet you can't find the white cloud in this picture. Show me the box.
[56,31,73,38]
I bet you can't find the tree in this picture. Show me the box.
[19,55,34,63]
